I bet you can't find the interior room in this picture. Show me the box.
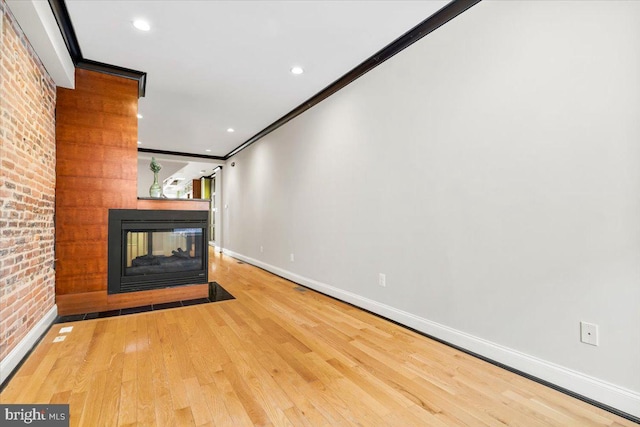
[1,0,638,425]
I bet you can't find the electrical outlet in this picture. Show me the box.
[379,273,386,287]
[53,336,66,343]
[260,246,264,253]
[290,253,295,262]
[580,322,599,346]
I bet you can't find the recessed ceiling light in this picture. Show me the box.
[200,170,206,174]
[133,20,151,31]
[137,114,143,119]
[205,149,211,152]
[227,128,234,133]
[137,141,142,145]
[290,66,304,75]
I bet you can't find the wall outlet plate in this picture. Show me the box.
[379,273,386,287]
[580,321,599,346]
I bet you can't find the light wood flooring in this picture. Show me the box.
[0,250,636,426]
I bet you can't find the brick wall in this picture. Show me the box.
[0,0,57,361]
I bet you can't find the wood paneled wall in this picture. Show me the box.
[55,69,209,315]
[55,69,138,313]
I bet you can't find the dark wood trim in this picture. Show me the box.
[47,0,81,62]
[138,148,226,161]
[224,0,482,159]
[77,60,147,97]
[47,0,147,97]
[50,0,478,153]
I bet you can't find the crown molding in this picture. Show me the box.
[48,0,480,155]
[138,148,226,161]
[48,0,147,97]
[225,0,482,159]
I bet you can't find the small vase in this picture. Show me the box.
[149,171,162,198]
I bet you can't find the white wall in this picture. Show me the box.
[222,1,640,415]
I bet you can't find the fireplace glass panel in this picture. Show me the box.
[124,228,203,276]
[109,209,209,294]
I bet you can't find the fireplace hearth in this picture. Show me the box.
[108,209,209,294]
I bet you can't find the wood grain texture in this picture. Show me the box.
[56,284,209,316]
[55,68,208,316]
[2,250,635,426]
[55,68,138,311]
[137,199,210,211]
[192,180,202,199]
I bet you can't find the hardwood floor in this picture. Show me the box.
[1,250,635,426]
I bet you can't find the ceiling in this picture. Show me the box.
[63,0,449,158]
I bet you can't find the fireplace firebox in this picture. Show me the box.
[108,209,208,294]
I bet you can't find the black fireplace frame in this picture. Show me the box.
[108,209,209,294]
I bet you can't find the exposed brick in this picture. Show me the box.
[0,0,56,361]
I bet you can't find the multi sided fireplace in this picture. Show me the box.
[108,209,209,294]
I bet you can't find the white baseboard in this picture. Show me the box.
[222,249,640,418]
[0,304,58,385]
